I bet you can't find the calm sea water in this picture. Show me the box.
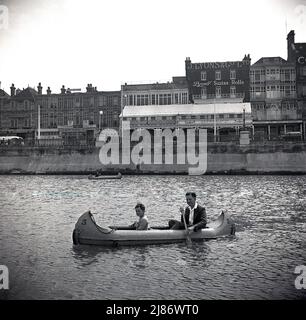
[0,175,305,300]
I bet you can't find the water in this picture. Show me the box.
[0,175,305,300]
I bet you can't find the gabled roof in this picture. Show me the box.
[252,57,293,67]
[14,87,38,101]
[0,89,10,98]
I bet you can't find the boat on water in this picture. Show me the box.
[88,172,122,180]
[72,210,236,246]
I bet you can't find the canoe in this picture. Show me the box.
[88,173,122,180]
[72,210,236,246]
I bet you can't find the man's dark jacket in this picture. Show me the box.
[181,204,207,231]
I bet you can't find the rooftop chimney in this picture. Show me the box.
[37,82,43,95]
[47,87,51,95]
[10,83,16,97]
[61,85,66,94]
[287,30,296,62]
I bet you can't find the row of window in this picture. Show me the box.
[200,86,237,96]
[252,103,297,110]
[125,92,189,106]
[251,85,296,92]
[200,70,236,81]
[123,114,243,122]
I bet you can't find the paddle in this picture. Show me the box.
[181,207,192,245]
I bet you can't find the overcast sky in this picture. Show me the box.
[0,0,305,94]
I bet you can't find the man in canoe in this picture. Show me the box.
[169,192,207,231]
[130,202,149,230]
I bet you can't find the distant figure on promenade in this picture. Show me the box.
[130,202,149,230]
[169,192,207,231]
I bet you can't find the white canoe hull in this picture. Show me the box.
[73,211,236,246]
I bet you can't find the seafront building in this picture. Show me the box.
[287,30,306,138]
[121,77,189,111]
[250,56,301,141]
[185,55,251,104]
[0,83,121,146]
[0,30,305,146]
[121,103,252,143]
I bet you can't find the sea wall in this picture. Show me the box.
[0,143,306,174]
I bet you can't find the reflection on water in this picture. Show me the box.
[0,175,305,299]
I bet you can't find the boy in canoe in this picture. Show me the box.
[169,192,207,231]
[130,202,149,230]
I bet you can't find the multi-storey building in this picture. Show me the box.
[121,77,189,111]
[0,83,121,146]
[185,55,251,104]
[0,88,10,131]
[250,56,301,140]
[287,30,306,139]
[121,102,252,142]
[0,84,38,143]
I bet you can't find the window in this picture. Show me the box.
[230,70,236,80]
[129,95,133,105]
[151,94,156,105]
[230,86,236,97]
[218,114,224,119]
[215,70,221,80]
[201,87,207,98]
[254,70,261,82]
[201,71,207,81]
[216,86,221,98]
[302,67,306,76]
[182,93,188,104]
[229,114,234,118]
[237,114,242,118]
[10,119,18,128]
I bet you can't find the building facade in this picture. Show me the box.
[121,103,252,142]
[0,88,10,131]
[250,57,301,140]
[185,55,251,104]
[121,77,189,111]
[0,83,121,146]
[0,85,38,143]
[287,30,306,139]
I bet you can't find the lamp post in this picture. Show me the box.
[99,110,103,132]
[214,100,217,142]
[37,104,41,140]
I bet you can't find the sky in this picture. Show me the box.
[0,0,306,94]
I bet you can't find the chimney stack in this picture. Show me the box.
[10,83,16,96]
[47,87,51,95]
[287,30,295,62]
[37,82,43,95]
[61,85,66,94]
